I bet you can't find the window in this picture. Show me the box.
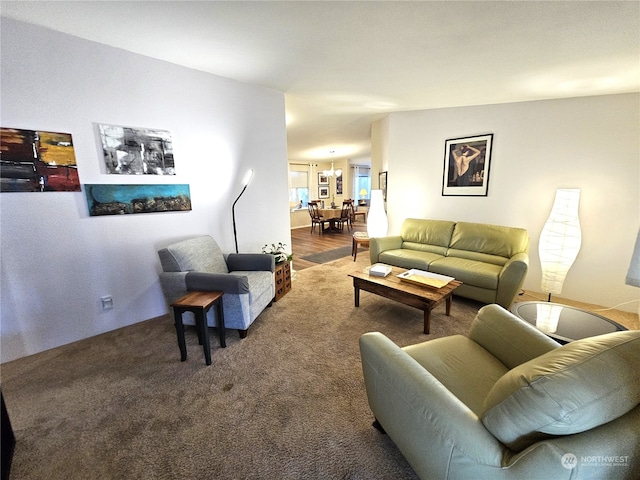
[289,170,309,206]
[353,166,371,202]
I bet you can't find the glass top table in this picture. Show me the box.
[510,301,627,344]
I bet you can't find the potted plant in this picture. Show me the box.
[262,242,293,264]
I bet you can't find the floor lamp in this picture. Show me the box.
[538,188,582,301]
[367,189,388,238]
[625,229,640,287]
[625,229,640,316]
[232,169,254,254]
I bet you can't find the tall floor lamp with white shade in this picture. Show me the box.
[626,229,640,288]
[538,188,582,301]
[367,190,388,238]
[625,229,640,316]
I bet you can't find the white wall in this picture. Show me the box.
[382,93,640,312]
[0,18,291,362]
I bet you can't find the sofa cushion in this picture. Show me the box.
[379,249,444,271]
[450,222,529,258]
[401,242,448,256]
[404,335,508,416]
[481,330,640,452]
[429,257,501,290]
[232,270,275,303]
[400,219,455,248]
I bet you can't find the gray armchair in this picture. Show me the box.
[158,235,275,338]
[360,304,640,479]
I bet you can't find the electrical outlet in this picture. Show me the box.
[101,296,114,311]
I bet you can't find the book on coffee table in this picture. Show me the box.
[398,269,455,288]
[368,264,393,277]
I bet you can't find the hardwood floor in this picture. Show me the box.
[290,220,368,271]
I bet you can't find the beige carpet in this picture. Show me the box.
[1,255,484,479]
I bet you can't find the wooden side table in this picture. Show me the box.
[274,262,292,301]
[171,291,226,366]
[352,232,370,262]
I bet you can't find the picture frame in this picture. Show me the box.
[442,133,493,196]
[0,127,81,192]
[317,173,329,185]
[318,185,330,199]
[84,184,191,216]
[336,172,343,195]
[379,171,387,201]
[98,123,175,175]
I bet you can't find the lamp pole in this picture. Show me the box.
[232,169,254,254]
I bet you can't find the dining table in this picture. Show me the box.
[318,207,345,232]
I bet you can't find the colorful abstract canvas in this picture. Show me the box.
[0,127,81,192]
[84,184,191,216]
[99,124,175,175]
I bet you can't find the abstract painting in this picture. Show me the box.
[0,127,81,192]
[84,184,191,216]
[99,124,175,175]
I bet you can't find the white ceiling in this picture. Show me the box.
[2,1,639,163]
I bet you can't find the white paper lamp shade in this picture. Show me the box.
[626,229,640,287]
[538,189,582,295]
[367,190,388,238]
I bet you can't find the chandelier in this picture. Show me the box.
[323,151,342,177]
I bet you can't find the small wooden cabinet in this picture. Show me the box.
[274,261,292,301]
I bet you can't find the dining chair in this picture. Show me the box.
[339,201,353,232]
[308,201,326,234]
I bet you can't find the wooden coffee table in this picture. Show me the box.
[348,265,462,334]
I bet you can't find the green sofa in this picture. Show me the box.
[360,304,640,479]
[369,218,529,308]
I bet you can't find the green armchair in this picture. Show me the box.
[359,304,640,479]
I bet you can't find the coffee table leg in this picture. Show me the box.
[446,295,452,316]
[423,309,431,334]
[354,286,360,307]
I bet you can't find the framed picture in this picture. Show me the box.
[98,123,175,175]
[379,171,387,201]
[336,172,343,195]
[84,184,191,216]
[0,127,81,192]
[442,133,493,196]
[318,185,330,199]
[318,173,329,185]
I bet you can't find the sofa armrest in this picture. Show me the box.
[495,252,529,308]
[227,253,275,272]
[186,272,250,294]
[359,332,506,477]
[469,305,559,369]
[369,236,403,263]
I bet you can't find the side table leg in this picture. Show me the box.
[173,309,187,362]
[354,286,360,307]
[196,310,212,366]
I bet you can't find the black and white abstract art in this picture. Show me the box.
[99,124,175,175]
